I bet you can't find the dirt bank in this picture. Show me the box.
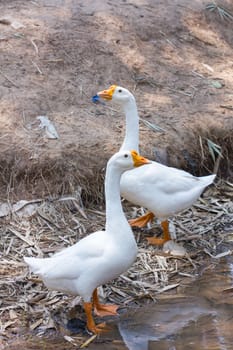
[0,0,232,202]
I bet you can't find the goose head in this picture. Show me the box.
[98,85,135,105]
[110,150,150,171]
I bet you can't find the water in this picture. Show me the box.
[4,257,233,350]
[118,257,233,350]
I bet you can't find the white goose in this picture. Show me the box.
[97,85,216,245]
[24,150,150,334]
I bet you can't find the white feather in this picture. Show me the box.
[24,150,138,302]
[99,86,215,222]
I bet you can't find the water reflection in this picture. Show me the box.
[118,257,233,350]
[4,257,233,350]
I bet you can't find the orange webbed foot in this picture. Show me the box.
[87,321,110,334]
[84,302,111,335]
[129,212,155,228]
[94,303,119,317]
[146,220,171,246]
[146,236,171,246]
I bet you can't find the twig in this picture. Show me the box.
[0,69,19,87]
[220,105,233,111]
[80,334,97,348]
[178,234,201,242]
[31,60,43,74]
[176,221,195,236]
[37,207,60,229]
[30,39,39,55]
[7,227,35,246]
[213,152,222,175]
[192,70,205,79]
[199,136,205,161]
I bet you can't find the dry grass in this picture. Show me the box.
[1,120,232,209]
[0,151,106,205]
[167,124,233,180]
[206,3,233,21]
[0,180,233,346]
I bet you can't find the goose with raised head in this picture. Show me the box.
[24,150,150,334]
[97,85,216,245]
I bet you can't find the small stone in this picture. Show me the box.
[163,240,187,257]
[210,80,223,89]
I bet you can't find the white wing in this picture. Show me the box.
[24,230,107,280]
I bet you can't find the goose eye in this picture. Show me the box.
[118,89,122,93]
[124,154,128,158]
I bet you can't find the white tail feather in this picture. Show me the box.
[200,174,216,187]
[24,257,46,274]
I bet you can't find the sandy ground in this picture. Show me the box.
[0,0,232,202]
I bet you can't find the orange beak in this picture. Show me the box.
[131,150,151,167]
[97,85,117,100]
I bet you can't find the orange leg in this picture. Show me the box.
[83,301,106,334]
[93,288,119,317]
[146,220,171,246]
[129,212,155,228]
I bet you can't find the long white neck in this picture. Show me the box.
[119,96,139,152]
[104,162,130,236]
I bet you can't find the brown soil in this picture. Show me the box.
[0,0,232,203]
